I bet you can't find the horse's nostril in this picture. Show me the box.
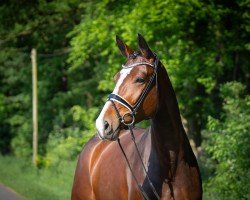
[104,121,109,130]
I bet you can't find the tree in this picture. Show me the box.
[0,0,83,156]
[204,82,250,199]
[68,0,250,149]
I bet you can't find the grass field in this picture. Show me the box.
[0,155,215,199]
[0,155,77,200]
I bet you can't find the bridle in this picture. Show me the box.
[107,53,161,200]
[108,53,159,127]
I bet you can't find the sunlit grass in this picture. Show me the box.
[0,155,77,200]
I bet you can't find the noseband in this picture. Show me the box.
[107,54,161,200]
[108,54,159,126]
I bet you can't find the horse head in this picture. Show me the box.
[96,34,158,140]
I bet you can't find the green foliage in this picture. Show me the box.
[68,0,250,147]
[0,0,84,156]
[0,49,32,155]
[204,82,250,199]
[0,1,249,197]
[1,0,248,156]
[45,106,98,166]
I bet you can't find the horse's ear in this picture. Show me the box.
[116,35,134,58]
[138,34,154,59]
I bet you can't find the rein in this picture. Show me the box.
[107,54,161,200]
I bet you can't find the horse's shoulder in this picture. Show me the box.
[78,135,98,155]
[72,136,100,199]
[83,135,100,151]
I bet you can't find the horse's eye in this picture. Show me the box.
[135,77,145,84]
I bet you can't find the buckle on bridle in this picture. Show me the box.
[121,113,135,126]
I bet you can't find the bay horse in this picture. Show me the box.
[71,34,202,200]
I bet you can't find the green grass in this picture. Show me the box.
[0,155,216,200]
[0,155,77,200]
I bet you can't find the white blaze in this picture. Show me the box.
[95,67,133,136]
[113,68,133,94]
[96,101,111,137]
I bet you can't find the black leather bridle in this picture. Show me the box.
[107,53,159,127]
[107,53,161,200]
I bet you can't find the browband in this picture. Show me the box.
[122,62,154,69]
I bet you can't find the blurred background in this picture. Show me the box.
[0,0,249,199]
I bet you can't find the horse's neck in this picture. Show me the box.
[150,64,185,179]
